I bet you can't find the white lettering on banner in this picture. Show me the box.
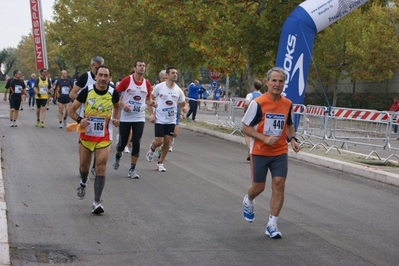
[30,0,45,70]
[282,34,305,98]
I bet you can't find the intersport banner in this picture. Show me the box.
[30,0,48,70]
[275,0,370,105]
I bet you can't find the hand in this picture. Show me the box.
[112,119,120,127]
[37,93,41,98]
[266,136,279,146]
[291,140,300,153]
[123,105,131,112]
[150,114,155,123]
[3,96,6,101]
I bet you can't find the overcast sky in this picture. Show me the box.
[0,0,54,50]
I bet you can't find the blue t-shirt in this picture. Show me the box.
[27,78,36,93]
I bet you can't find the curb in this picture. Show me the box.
[181,123,399,187]
[0,148,10,265]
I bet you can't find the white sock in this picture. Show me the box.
[245,195,254,205]
[268,215,278,225]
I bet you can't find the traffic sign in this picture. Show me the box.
[209,70,222,81]
[211,81,218,88]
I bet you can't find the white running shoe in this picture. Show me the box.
[168,146,173,152]
[59,123,63,128]
[265,224,282,239]
[128,169,140,179]
[156,163,166,172]
[124,146,130,153]
[146,144,154,162]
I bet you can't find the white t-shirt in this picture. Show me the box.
[152,82,185,124]
[119,75,150,122]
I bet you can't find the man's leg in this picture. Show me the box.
[93,146,111,208]
[113,122,130,170]
[269,177,285,217]
[192,100,198,121]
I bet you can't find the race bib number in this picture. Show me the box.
[61,86,70,95]
[14,85,22,93]
[40,86,48,94]
[85,117,105,137]
[128,100,142,112]
[263,114,285,136]
[162,107,175,121]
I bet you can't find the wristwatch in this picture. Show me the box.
[290,136,298,142]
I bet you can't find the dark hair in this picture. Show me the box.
[96,65,112,76]
[40,68,47,73]
[13,70,20,76]
[166,66,177,74]
[253,79,262,90]
[133,60,144,68]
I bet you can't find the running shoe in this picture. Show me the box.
[243,195,255,222]
[40,121,44,128]
[77,185,86,200]
[157,148,162,159]
[63,118,67,127]
[59,123,63,128]
[169,146,173,152]
[92,201,104,214]
[124,146,130,153]
[46,105,49,110]
[35,120,40,127]
[156,163,166,172]
[128,169,140,179]
[90,167,96,177]
[265,224,282,239]
[146,144,154,162]
[113,154,122,170]
[10,121,14,127]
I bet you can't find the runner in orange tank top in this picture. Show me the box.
[241,67,300,239]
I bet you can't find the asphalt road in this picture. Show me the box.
[1,102,399,266]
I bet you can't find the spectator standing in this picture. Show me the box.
[27,73,36,110]
[186,80,203,122]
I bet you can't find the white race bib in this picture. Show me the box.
[128,100,142,113]
[85,117,105,137]
[61,86,70,95]
[14,85,22,93]
[40,86,48,94]
[263,114,285,136]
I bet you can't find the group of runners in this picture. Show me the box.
[3,60,300,239]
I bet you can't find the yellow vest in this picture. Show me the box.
[36,78,49,99]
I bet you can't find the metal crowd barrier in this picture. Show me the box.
[192,98,399,163]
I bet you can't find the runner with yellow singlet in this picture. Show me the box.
[68,65,120,214]
[34,68,51,128]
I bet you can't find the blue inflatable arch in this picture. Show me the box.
[275,0,370,105]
